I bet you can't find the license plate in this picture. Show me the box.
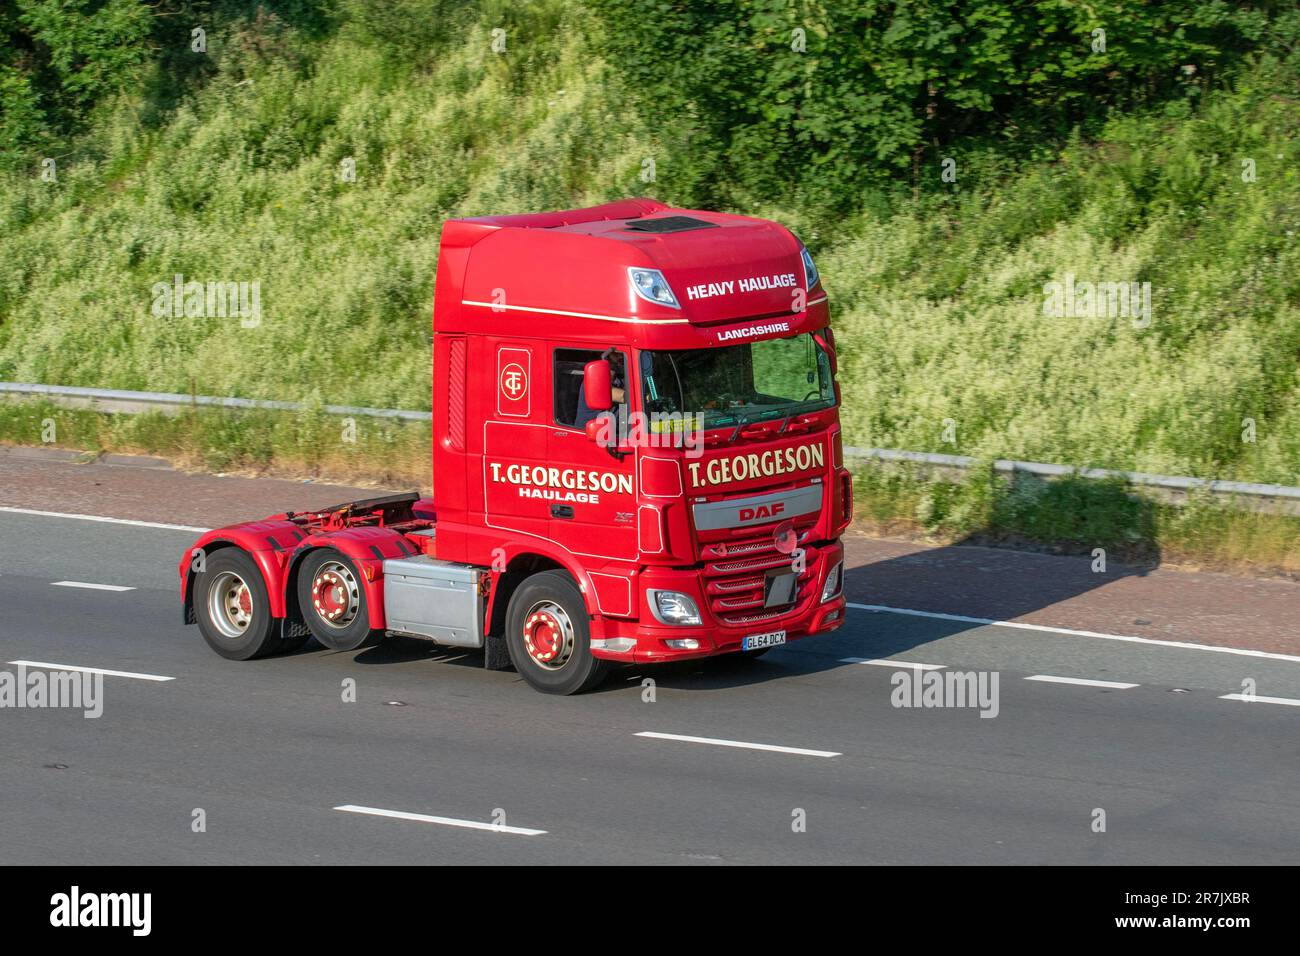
[742,629,786,651]
[763,569,797,608]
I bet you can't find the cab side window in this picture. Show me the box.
[553,348,626,428]
[553,348,600,428]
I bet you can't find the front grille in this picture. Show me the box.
[701,529,810,560]
[719,606,795,626]
[707,554,793,576]
[711,539,774,556]
[707,575,766,594]
[700,530,818,626]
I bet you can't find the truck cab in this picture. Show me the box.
[180,199,851,694]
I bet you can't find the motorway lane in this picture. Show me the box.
[5,448,1297,655]
[1,513,1298,864]
[0,511,191,590]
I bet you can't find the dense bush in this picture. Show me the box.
[588,0,1293,214]
[0,1,1297,488]
[824,61,1300,485]
[1,0,152,158]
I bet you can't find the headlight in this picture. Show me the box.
[628,267,681,308]
[800,245,820,290]
[820,560,843,602]
[648,589,701,625]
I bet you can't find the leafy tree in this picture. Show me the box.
[588,0,1282,214]
[0,0,152,161]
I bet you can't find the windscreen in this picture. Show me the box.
[639,332,835,430]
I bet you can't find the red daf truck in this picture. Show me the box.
[179,199,851,694]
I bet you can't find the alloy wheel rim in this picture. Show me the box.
[522,601,575,670]
[209,571,253,639]
[311,561,361,629]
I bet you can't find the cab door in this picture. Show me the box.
[481,340,552,546]
[547,345,637,564]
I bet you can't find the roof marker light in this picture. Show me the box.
[628,267,681,309]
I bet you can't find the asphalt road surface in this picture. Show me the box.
[1,454,1298,864]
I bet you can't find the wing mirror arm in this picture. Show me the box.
[812,330,837,376]
[584,416,630,461]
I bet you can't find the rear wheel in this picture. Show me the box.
[505,570,609,695]
[297,549,381,651]
[196,549,280,660]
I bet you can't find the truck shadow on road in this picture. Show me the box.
[315,535,1160,695]
[317,475,1163,695]
[618,536,1160,694]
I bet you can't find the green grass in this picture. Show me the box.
[852,460,1300,576]
[6,393,1293,575]
[824,75,1300,487]
[0,398,430,487]
[0,4,1297,497]
[0,1,650,411]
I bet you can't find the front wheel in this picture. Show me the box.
[504,570,609,695]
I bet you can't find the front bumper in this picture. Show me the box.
[589,539,846,664]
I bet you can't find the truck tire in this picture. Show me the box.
[196,549,282,660]
[505,570,609,695]
[297,549,381,651]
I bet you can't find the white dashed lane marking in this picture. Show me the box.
[1025,675,1140,689]
[9,660,175,682]
[1219,693,1300,708]
[840,657,946,671]
[334,805,547,836]
[636,731,841,758]
[51,581,135,592]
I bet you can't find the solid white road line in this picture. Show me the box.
[333,805,546,835]
[848,602,1300,664]
[840,657,945,670]
[51,581,135,592]
[1219,693,1300,708]
[0,505,209,533]
[9,660,175,682]
[635,731,841,758]
[1025,674,1139,689]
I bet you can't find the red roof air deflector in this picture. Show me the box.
[463,198,668,230]
[432,198,830,350]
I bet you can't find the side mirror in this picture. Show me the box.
[583,359,613,412]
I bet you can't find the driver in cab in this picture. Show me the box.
[575,349,627,428]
